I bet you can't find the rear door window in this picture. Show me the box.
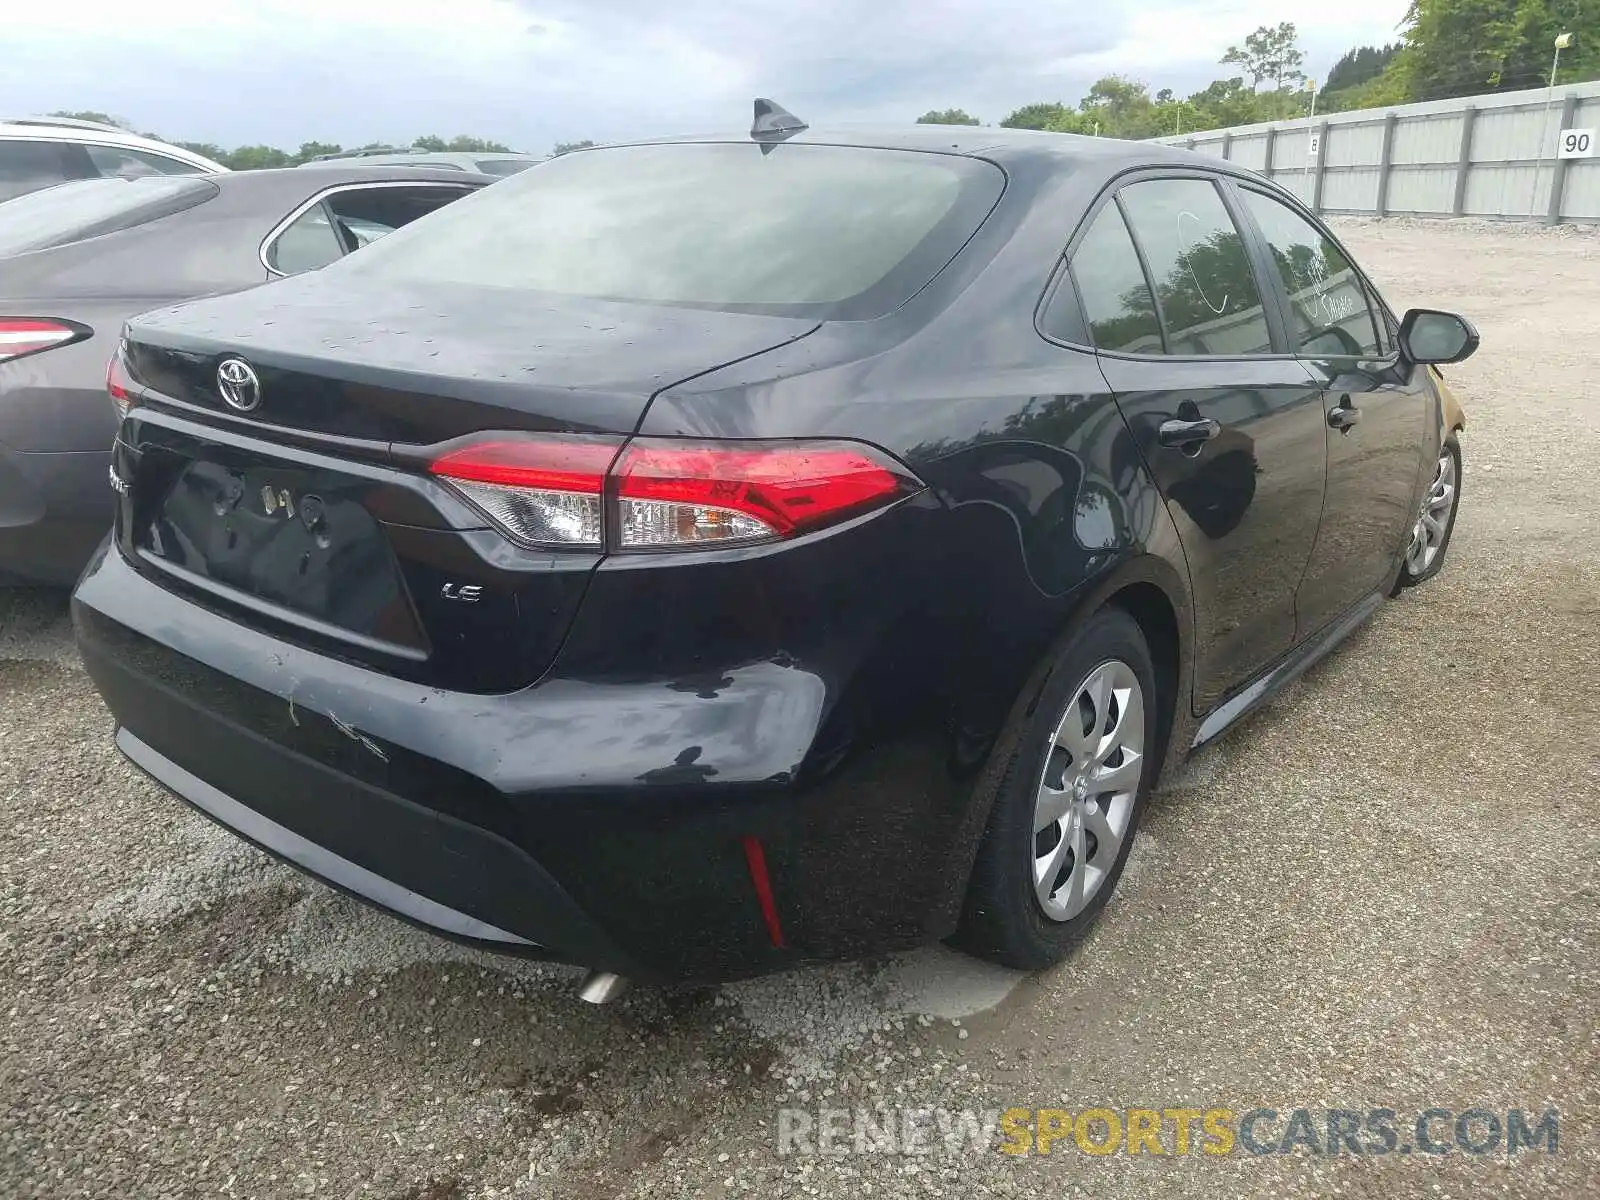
[1238,189,1384,357]
[0,139,97,201]
[1116,178,1273,356]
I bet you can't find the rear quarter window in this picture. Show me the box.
[0,176,219,257]
[0,138,97,201]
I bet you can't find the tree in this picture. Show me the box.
[47,110,126,128]
[916,108,980,125]
[218,145,293,171]
[552,140,595,155]
[1397,0,1600,101]
[294,141,343,164]
[999,102,1073,130]
[1325,44,1400,93]
[1183,77,1266,128]
[176,141,226,162]
[1079,76,1163,139]
[1221,22,1307,91]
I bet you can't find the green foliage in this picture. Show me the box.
[973,6,1596,144]
[47,110,127,128]
[1221,23,1308,91]
[413,135,514,152]
[1398,0,1600,100]
[296,141,343,162]
[999,103,1074,130]
[219,144,294,171]
[1079,76,1164,139]
[916,109,980,126]
[1325,44,1400,92]
[552,140,595,156]
[37,115,520,169]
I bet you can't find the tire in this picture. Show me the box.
[952,606,1159,970]
[1398,435,1462,589]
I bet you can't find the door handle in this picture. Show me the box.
[1158,417,1222,449]
[1327,404,1361,430]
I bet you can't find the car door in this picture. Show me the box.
[1065,173,1327,713]
[1232,185,1431,637]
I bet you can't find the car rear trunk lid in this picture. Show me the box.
[115,278,820,691]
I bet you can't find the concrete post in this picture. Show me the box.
[1220,130,1233,161]
[1452,107,1477,216]
[1310,121,1330,213]
[1374,112,1399,216]
[1262,126,1277,179]
[1546,93,1581,225]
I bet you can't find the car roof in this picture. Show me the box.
[0,119,229,172]
[596,124,1213,171]
[297,150,543,169]
[217,164,497,190]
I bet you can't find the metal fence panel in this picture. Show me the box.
[1327,121,1384,166]
[1323,166,1381,210]
[1385,166,1457,214]
[1155,79,1600,224]
[1229,133,1269,171]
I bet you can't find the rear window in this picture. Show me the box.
[0,176,218,257]
[474,158,534,176]
[338,142,1006,318]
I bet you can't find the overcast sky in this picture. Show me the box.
[7,1,1408,154]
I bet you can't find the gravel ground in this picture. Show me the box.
[2,218,1597,1199]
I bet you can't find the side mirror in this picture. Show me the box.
[1398,309,1479,365]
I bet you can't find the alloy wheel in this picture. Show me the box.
[1032,659,1144,922]
[1406,446,1457,576]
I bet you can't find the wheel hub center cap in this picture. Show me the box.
[1073,778,1089,802]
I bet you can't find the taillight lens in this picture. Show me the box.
[430,435,920,551]
[0,317,88,363]
[613,440,912,546]
[107,340,137,416]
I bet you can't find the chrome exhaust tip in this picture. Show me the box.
[577,970,630,1005]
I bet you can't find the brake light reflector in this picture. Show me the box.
[0,317,85,363]
[430,437,620,548]
[107,340,137,416]
[429,435,920,551]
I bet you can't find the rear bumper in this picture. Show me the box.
[0,444,112,586]
[73,542,976,983]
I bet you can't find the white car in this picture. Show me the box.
[0,117,227,202]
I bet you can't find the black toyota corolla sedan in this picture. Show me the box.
[73,107,1476,995]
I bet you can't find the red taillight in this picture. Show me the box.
[429,436,621,549]
[0,317,87,363]
[107,341,137,416]
[429,435,919,551]
[613,441,908,545]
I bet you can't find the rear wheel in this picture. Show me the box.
[1398,436,1461,588]
[953,607,1158,970]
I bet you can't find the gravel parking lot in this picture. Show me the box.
[2,218,1596,1200]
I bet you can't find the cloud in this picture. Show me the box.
[1,0,1407,153]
